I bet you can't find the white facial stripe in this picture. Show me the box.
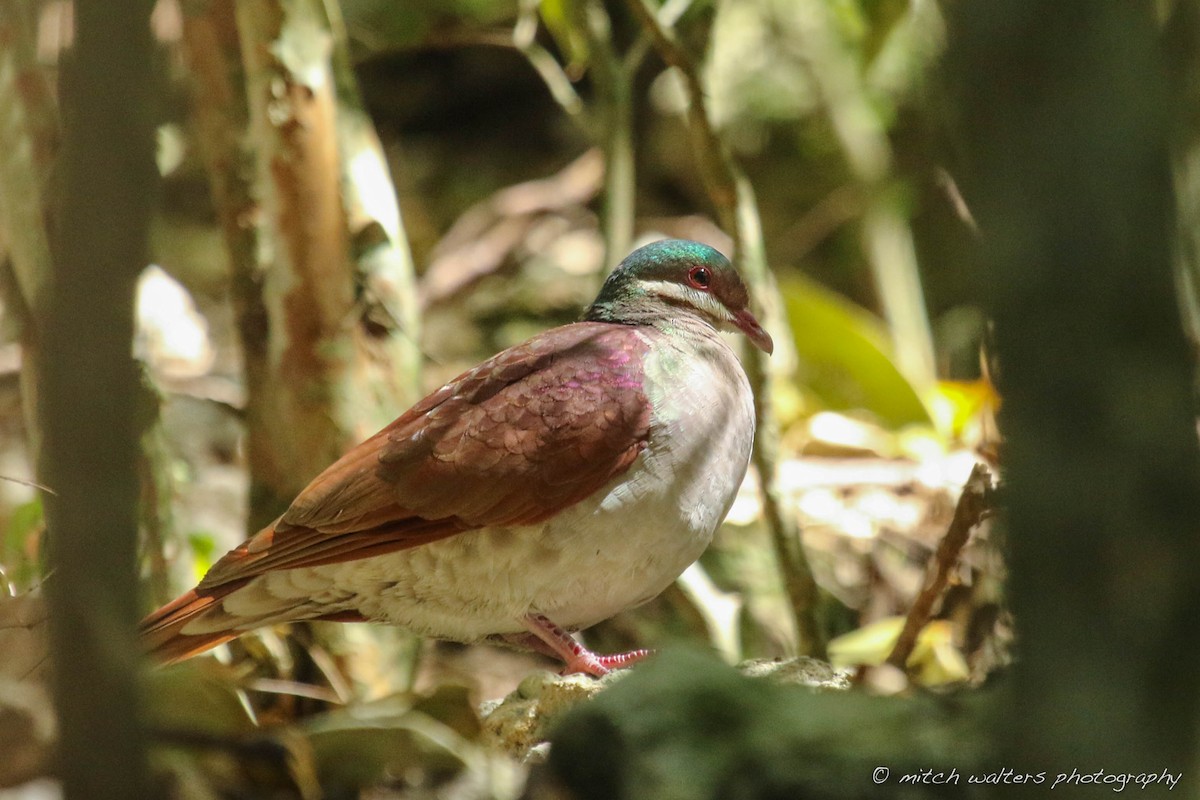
[640,279,734,325]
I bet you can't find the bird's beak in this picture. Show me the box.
[732,309,774,355]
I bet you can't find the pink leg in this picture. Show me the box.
[523,613,653,677]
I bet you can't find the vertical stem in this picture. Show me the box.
[734,176,825,658]
[785,0,937,392]
[585,0,636,273]
[625,0,825,656]
[179,0,274,530]
[138,374,176,607]
[861,198,936,390]
[601,68,636,273]
[0,0,57,467]
[39,0,156,796]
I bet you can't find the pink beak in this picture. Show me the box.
[733,309,774,355]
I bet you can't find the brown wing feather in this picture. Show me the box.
[142,322,652,660]
[139,584,248,664]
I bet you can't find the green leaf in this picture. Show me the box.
[144,660,257,736]
[539,0,589,72]
[2,498,44,586]
[187,531,217,583]
[302,690,478,790]
[782,275,932,428]
[860,0,911,64]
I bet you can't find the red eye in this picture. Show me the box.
[688,266,712,290]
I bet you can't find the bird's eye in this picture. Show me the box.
[688,266,712,290]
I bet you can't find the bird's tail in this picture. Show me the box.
[140,581,370,664]
[139,583,247,664]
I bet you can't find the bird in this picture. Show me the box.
[141,239,773,676]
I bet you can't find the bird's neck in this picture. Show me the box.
[586,297,728,354]
[585,295,704,333]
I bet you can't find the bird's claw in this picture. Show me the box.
[524,613,653,677]
[559,647,653,677]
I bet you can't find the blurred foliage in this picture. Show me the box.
[303,687,479,791]
[782,275,931,428]
[144,660,517,798]
[146,660,258,738]
[343,0,519,53]
[542,649,994,800]
[1,496,42,591]
[538,0,590,73]
[185,530,219,585]
[0,0,1016,795]
[827,615,968,685]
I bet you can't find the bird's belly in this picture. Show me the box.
[314,463,726,640]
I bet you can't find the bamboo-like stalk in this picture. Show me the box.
[38,0,157,794]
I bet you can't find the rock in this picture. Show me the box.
[481,670,626,761]
[480,655,850,763]
[736,656,851,689]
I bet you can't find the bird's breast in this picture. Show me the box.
[490,326,755,631]
[628,326,756,536]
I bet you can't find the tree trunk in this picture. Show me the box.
[224,0,421,529]
[38,0,157,796]
[951,0,1200,782]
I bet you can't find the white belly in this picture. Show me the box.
[220,328,756,641]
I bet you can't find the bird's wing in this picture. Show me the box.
[195,322,653,592]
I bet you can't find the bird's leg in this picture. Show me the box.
[522,613,652,677]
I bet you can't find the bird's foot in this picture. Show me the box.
[523,613,653,677]
[567,648,652,676]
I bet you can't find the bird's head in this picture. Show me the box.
[585,239,774,354]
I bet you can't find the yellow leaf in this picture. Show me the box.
[827,617,970,686]
[927,379,999,439]
[827,616,905,668]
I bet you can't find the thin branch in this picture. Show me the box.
[514,3,587,121]
[0,474,56,495]
[622,0,696,72]
[885,463,995,671]
[244,678,345,705]
[777,183,868,262]
[584,0,636,272]
[934,166,980,237]
[626,0,825,656]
